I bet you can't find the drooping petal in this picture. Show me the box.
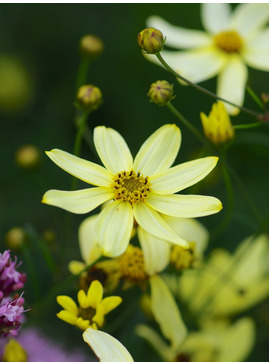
[87,280,103,308]
[150,156,218,194]
[133,124,181,176]
[218,318,255,362]
[96,200,133,257]
[83,328,134,362]
[150,275,188,349]
[146,193,222,218]
[56,310,77,325]
[161,216,209,256]
[101,296,122,314]
[217,55,248,115]
[56,296,78,314]
[93,126,133,174]
[137,226,170,276]
[146,15,212,49]
[201,3,232,34]
[79,215,102,264]
[229,3,269,37]
[133,202,189,248]
[42,187,114,214]
[135,324,176,362]
[45,149,113,187]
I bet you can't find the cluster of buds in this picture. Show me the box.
[0,250,27,337]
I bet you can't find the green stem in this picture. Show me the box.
[21,244,40,301]
[246,85,264,109]
[156,53,261,118]
[233,122,264,130]
[76,57,90,91]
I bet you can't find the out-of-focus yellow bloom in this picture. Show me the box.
[5,226,26,250]
[83,328,133,362]
[76,84,102,112]
[171,234,269,317]
[43,124,221,257]
[136,316,255,362]
[56,280,122,331]
[200,102,234,145]
[15,144,41,169]
[148,80,174,105]
[138,27,164,54]
[79,34,104,60]
[2,339,28,362]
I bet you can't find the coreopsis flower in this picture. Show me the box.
[174,234,269,317]
[83,328,133,362]
[146,4,269,114]
[42,124,222,257]
[200,101,234,145]
[56,280,122,331]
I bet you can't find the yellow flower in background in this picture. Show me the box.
[200,102,234,145]
[2,339,28,362]
[42,124,222,257]
[145,4,269,114]
[56,280,122,331]
[83,328,133,362]
[169,234,269,318]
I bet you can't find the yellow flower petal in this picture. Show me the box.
[83,328,134,362]
[79,214,102,264]
[93,126,133,174]
[77,289,89,309]
[133,124,181,176]
[42,187,114,214]
[100,296,122,314]
[45,149,113,186]
[96,200,133,257]
[150,157,218,194]
[150,275,188,349]
[57,310,77,325]
[87,280,103,308]
[133,202,189,248]
[137,226,170,276]
[76,317,90,331]
[68,260,86,275]
[56,296,78,314]
[146,193,222,218]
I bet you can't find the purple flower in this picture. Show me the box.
[0,251,26,297]
[0,294,25,336]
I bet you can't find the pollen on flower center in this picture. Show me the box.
[112,170,151,206]
[78,306,96,322]
[119,245,148,283]
[214,30,243,53]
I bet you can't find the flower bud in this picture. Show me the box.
[148,80,174,105]
[76,85,102,112]
[200,102,234,145]
[15,144,41,169]
[79,35,104,60]
[137,27,164,54]
[5,227,26,250]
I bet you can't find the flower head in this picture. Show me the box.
[57,280,122,331]
[0,294,25,337]
[76,85,102,112]
[79,34,104,60]
[138,27,164,54]
[145,4,269,114]
[43,124,222,257]
[148,80,174,105]
[200,101,234,145]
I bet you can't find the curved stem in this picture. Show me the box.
[156,53,261,118]
[233,122,264,130]
[246,85,264,110]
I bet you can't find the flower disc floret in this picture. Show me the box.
[214,30,243,53]
[119,245,148,283]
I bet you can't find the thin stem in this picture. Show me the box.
[156,53,261,118]
[73,111,89,157]
[76,57,90,91]
[233,122,264,130]
[246,85,264,110]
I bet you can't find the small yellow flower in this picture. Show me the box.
[56,280,122,331]
[42,124,222,257]
[200,101,234,145]
[2,339,28,362]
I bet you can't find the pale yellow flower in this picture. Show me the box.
[200,101,234,145]
[56,280,122,331]
[83,328,133,362]
[146,4,269,114]
[42,124,221,257]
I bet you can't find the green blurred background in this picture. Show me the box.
[0,3,268,361]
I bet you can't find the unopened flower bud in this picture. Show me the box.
[79,35,104,60]
[5,227,26,250]
[148,80,174,105]
[76,85,102,112]
[138,27,164,54]
[200,102,234,145]
[261,93,269,104]
[15,144,41,169]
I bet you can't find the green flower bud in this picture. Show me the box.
[137,28,164,54]
[76,85,102,112]
[148,80,174,105]
[79,35,104,60]
[5,227,26,250]
[15,144,41,169]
